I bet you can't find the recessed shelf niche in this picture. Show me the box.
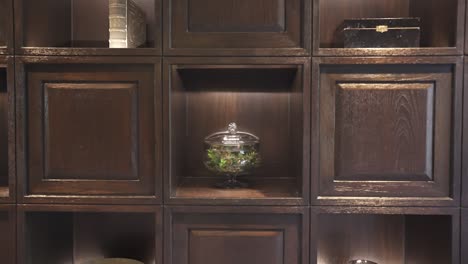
[314,208,459,264]
[314,0,464,55]
[0,0,13,53]
[0,67,8,198]
[17,0,161,55]
[0,0,7,48]
[20,207,160,264]
[165,58,310,205]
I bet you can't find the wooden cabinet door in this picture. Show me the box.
[0,57,15,203]
[312,57,462,206]
[16,57,162,204]
[462,60,468,206]
[164,0,311,55]
[165,206,309,264]
[0,205,15,264]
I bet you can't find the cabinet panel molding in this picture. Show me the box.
[165,206,309,264]
[16,56,163,204]
[164,0,311,55]
[312,57,462,206]
[0,57,15,203]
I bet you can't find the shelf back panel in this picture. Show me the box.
[171,68,303,181]
[317,214,453,264]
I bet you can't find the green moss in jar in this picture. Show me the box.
[205,145,261,176]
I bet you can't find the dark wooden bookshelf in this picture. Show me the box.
[0,0,466,263]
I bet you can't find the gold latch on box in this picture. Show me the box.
[376,25,389,33]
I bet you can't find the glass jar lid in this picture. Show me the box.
[204,123,259,147]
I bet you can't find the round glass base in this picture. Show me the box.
[215,175,248,189]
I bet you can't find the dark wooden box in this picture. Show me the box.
[343,18,421,48]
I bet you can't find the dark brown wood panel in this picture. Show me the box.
[15,0,162,55]
[164,0,310,55]
[44,83,139,181]
[311,207,460,264]
[165,206,309,264]
[0,205,15,264]
[462,59,468,206]
[405,215,453,264]
[312,57,462,206]
[16,56,162,204]
[335,82,433,181]
[21,0,71,47]
[189,230,284,264]
[409,0,459,48]
[0,57,15,203]
[24,212,74,264]
[187,0,285,32]
[18,204,162,264]
[313,0,465,56]
[164,57,310,205]
[71,0,109,47]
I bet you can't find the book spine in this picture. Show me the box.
[127,0,147,48]
[109,0,128,48]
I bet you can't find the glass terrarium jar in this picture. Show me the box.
[204,123,261,189]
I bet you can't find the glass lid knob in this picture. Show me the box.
[228,122,237,135]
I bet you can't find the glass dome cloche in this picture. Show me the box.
[204,122,261,189]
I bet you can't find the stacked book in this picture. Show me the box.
[109,0,147,48]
